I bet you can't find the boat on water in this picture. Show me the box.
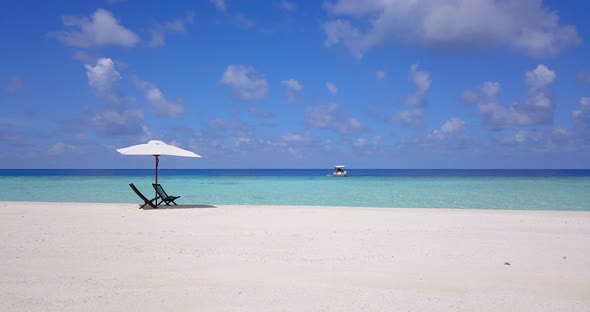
[332,165,347,177]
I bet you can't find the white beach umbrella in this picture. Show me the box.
[117,140,201,202]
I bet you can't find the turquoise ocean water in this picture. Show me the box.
[0,169,589,211]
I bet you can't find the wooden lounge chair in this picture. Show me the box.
[129,183,157,209]
[152,183,180,206]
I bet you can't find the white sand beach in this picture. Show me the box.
[1,201,589,311]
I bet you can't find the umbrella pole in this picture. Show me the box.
[155,155,159,207]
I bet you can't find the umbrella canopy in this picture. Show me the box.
[117,140,201,158]
[117,140,201,205]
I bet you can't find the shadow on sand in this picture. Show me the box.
[141,204,218,210]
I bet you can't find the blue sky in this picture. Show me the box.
[1,0,590,169]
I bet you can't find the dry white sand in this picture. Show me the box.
[0,201,589,312]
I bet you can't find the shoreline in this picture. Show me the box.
[1,202,589,311]
[3,200,590,213]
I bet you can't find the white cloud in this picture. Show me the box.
[134,79,185,118]
[82,58,151,138]
[281,78,304,103]
[465,64,556,129]
[248,107,274,119]
[376,69,386,81]
[282,78,303,92]
[278,133,311,158]
[6,77,25,94]
[394,118,472,151]
[53,9,140,48]
[525,64,556,90]
[326,81,338,95]
[506,130,543,144]
[306,103,338,129]
[392,109,423,127]
[0,128,22,143]
[93,110,138,125]
[286,147,303,158]
[49,142,78,155]
[149,12,194,48]
[461,91,479,103]
[275,1,296,12]
[201,118,263,156]
[85,58,124,103]
[90,109,145,137]
[281,132,309,143]
[405,64,430,106]
[323,0,580,58]
[494,127,574,152]
[221,65,269,101]
[578,70,590,84]
[72,50,97,63]
[481,81,500,97]
[209,0,256,29]
[572,97,590,139]
[436,117,465,136]
[498,128,570,146]
[463,82,501,103]
[323,20,364,58]
[348,118,362,130]
[306,103,364,134]
[210,0,227,11]
[552,127,570,138]
[231,13,256,29]
[353,137,367,147]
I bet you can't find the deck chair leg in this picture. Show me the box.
[129,184,158,209]
[140,197,158,209]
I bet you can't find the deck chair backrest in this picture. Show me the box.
[153,183,169,199]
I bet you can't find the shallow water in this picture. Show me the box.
[1,169,589,211]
